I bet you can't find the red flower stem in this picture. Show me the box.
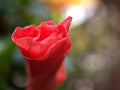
[24,41,67,90]
[25,58,64,90]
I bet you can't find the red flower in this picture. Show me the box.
[11,16,72,90]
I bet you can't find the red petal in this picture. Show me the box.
[54,63,66,86]
[12,25,40,42]
[16,35,62,58]
[45,21,56,25]
[25,38,71,90]
[58,16,72,32]
[37,22,57,41]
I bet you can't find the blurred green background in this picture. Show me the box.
[1,0,120,90]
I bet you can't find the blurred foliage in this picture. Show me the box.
[0,0,51,35]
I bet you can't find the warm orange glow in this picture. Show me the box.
[38,0,100,10]
[38,0,81,10]
[80,0,100,9]
[39,0,80,5]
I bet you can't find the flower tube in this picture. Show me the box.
[11,16,72,90]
